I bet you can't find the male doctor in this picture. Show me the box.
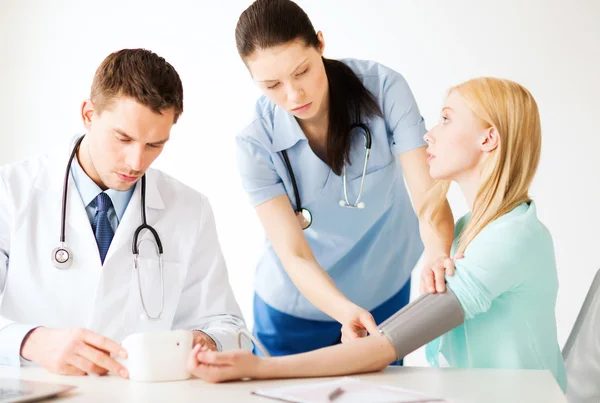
[0,48,249,378]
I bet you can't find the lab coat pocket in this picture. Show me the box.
[121,257,186,334]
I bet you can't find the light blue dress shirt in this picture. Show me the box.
[70,156,134,231]
[237,59,427,321]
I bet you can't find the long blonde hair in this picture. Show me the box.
[421,77,542,254]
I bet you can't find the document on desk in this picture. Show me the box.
[251,377,449,403]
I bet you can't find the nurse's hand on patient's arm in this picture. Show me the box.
[339,304,379,343]
[20,327,129,378]
[419,253,464,294]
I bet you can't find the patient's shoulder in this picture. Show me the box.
[463,202,555,278]
[473,202,551,248]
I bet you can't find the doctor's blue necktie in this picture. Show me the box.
[92,192,114,265]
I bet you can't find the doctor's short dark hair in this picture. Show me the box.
[90,48,184,123]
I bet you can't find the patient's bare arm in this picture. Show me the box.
[265,290,466,378]
[190,290,465,382]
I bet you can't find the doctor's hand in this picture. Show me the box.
[187,345,262,383]
[20,327,129,378]
[419,253,464,294]
[339,305,379,344]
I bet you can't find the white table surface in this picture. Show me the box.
[0,366,567,403]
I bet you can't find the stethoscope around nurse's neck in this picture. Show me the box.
[281,122,372,230]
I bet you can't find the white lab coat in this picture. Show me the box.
[0,142,250,366]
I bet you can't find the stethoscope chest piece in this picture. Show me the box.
[51,244,73,269]
[296,208,313,230]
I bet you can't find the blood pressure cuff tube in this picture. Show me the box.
[377,289,465,360]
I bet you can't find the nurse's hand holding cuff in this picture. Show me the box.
[339,304,379,343]
[20,327,129,378]
[419,253,464,294]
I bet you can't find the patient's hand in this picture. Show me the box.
[420,253,463,294]
[191,330,218,351]
[187,345,262,383]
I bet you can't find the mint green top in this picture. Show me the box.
[425,202,567,392]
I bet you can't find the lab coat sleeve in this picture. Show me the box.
[0,172,39,366]
[171,195,252,352]
[380,68,428,156]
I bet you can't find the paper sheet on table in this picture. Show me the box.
[251,377,448,403]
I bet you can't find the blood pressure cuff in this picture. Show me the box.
[377,290,465,360]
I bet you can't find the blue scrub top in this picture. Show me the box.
[237,59,427,321]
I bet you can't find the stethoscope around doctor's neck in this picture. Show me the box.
[282,122,372,230]
[51,135,165,321]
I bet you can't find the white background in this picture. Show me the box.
[1,0,598,366]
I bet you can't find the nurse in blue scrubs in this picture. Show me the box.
[235,0,454,358]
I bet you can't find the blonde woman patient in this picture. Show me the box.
[187,77,567,391]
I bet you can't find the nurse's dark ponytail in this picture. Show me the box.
[235,0,382,176]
